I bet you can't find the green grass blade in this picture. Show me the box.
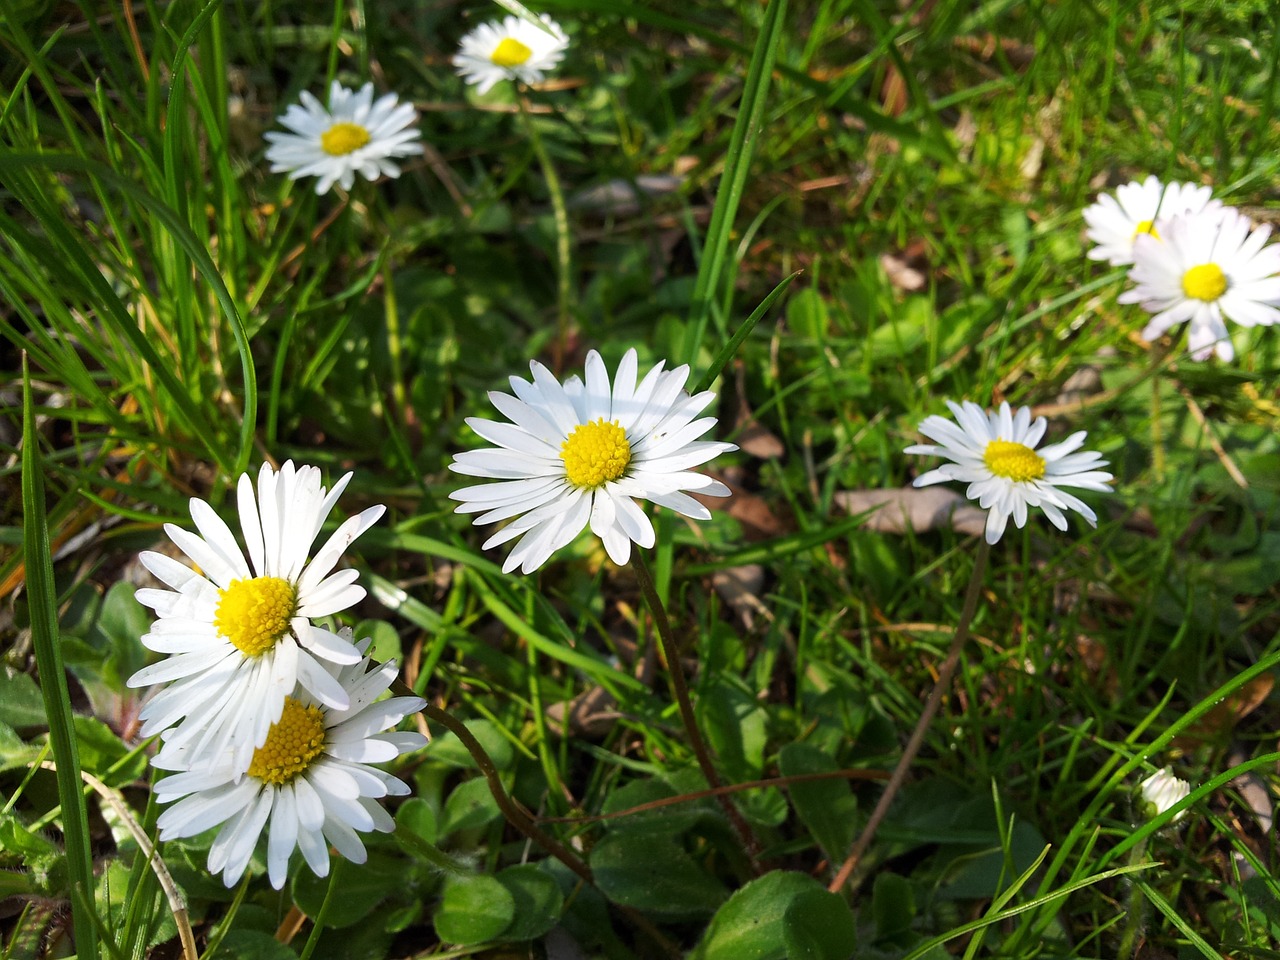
[680,0,788,366]
[692,270,798,395]
[21,356,100,960]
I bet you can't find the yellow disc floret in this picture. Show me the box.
[247,697,326,786]
[561,419,632,489]
[320,122,371,156]
[1131,219,1160,241]
[214,576,297,657]
[983,439,1046,482]
[491,37,533,68]
[1181,262,1227,302]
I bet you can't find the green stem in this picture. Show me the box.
[382,261,408,418]
[630,552,763,870]
[298,858,342,960]
[1117,838,1149,960]
[518,96,573,366]
[829,538,991,892]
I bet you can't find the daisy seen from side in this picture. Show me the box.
[153,636,425,889]
[1138,767,1192,824]
[449,348,736,574]
[128,461,384,775]
[453,14,569,95]
[264,81,420,195]
[1082,174,1222,266]
[1119,207,1280,362]
[905,400,1113,545]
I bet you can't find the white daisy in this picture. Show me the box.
[154,637,425,889]
[263,81,420,195]
[1119,207,1280,361]
[1082,175,1222,266]
[449,348,735,573]
[128,461,385,775]
[1138,767,1191,823]
[452,14,569,95]
[905,400,1113,544]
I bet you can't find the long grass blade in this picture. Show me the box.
[22,355,100,960]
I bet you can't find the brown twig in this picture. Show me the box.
[828,539,990,892]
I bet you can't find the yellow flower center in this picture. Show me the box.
[490,37,533,68]
[247,697,327,786]
[320,121,371,156]
[214,576,297,657]
[1181,263,1227,302]
[1131,219,1160,241]
[983,439,1046,482]
[561,418,631,489]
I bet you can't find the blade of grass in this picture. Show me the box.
[679,0,787,367]
[22,355,100,960]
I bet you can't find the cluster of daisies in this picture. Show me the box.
[1084,175,1280,361]
[127,463,425,889]
[264,13,569,195]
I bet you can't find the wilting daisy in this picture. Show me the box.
[1119,207,1280,361]
[154,637,425,889]
[128,461,384,775]
[905,400,1113,544]
[450,348,735,573]
[1138,767,1192,823]
[1082,175,1222,266]
[453,14,569,95]
[263,81,420,195]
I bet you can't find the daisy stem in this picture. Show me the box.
[298,857,342,960]
[631,552,764,871]
[1116,837,1149,960]
[417,700,594,886]
[382,261,409,418]
[828,537,991,893]
[518,95,573,369]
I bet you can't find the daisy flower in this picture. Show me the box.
[1138,767,1191,823]
[449,348,735,573]
[453,14,569,95]
[1119,207,1280,361]
[263,81,420,195]
[153,637,425,889]
[128,461,384,774]
[905,400,1113,544]
[1082,175,1222,266]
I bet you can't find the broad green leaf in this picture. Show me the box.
[871,872,916,945]
[425,718,514,771]
[782,888,858,959]
[778,742,857,862]
[395,797,438,846]
[0,668,46,729]
[433,873,515,945]
[691,871,833,960]
[291,850,406,929]
[209,931,297,960]
[494,864,564,942]
[590,832,728,918]
[438,777,502,838]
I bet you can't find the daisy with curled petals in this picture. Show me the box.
[905,401,1113,545]
[453,14,569,95]
[1118,207,1280,362]
[449,348,735,574]
[128,461,384,775]
[154,636,425,889]
[264,81,420,195]
[1082,175,1222,266]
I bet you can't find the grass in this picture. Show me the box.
[3,0,1280,957]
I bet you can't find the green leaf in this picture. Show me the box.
[782,888,858,959]
[778,743,857,862]
[438,777,502,838]
[0,667,47,729]
[352,619,402,664]
[395,797,438,846]
[86,581,150,691]
[0,811,66,895]
[494,864,564,942]
[589,831,728,918]
[692,871,836,960]
[209,931,298,960]
[871,872,916,945]
[425,718,514,771]
[433,873,515,945]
